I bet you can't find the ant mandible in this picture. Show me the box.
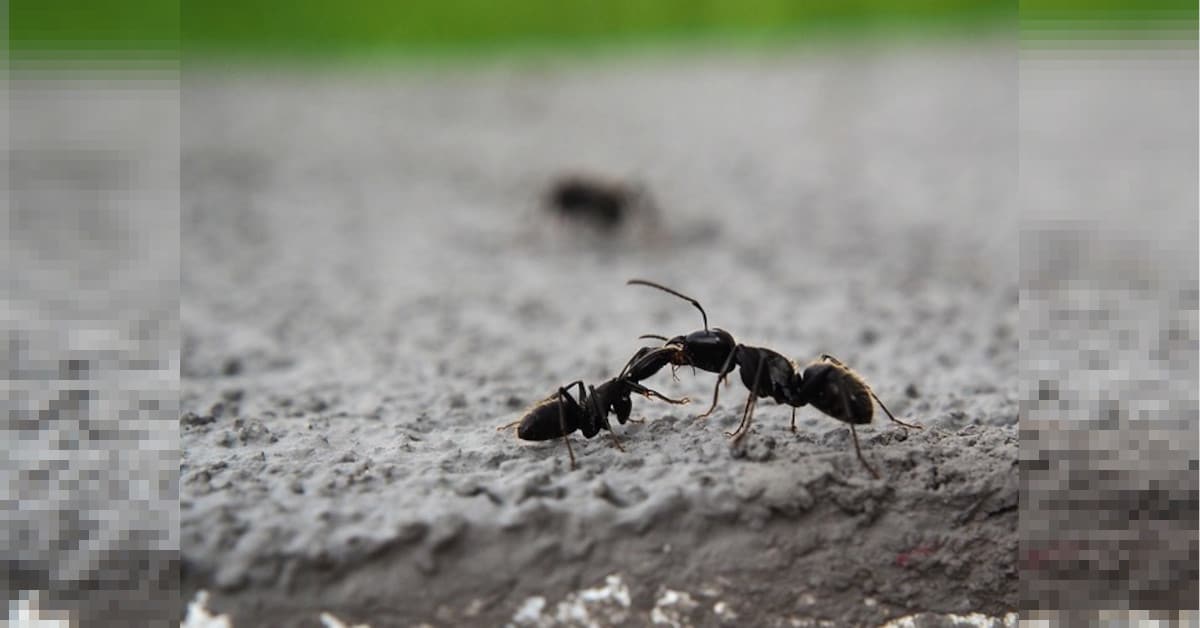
[499,344,689,470]
[627,279,921,478]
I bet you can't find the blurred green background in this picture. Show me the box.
[178,0,1010,59]
[7,0,1196,62]
[11,0,1010,61]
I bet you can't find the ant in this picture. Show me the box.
[499,345,689,470]
[544,174,657,234]
[628,279,921,478]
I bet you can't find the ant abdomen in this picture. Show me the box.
[518,400,576,441]
[800,363,874,425]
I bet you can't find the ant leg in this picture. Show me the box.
[696,382,721,419]
[727,353,766,442]
[790,407,798,433]
[646,389,691,405]
[556,380,587,409]
[608,428,625,451]
[496,420,520,432]
[726,390,753,439]
[631,382,690,405]
[849,424,880,479]
[871,390,923,430]
[609,420,628,449]
[697,348,738,419]
[556,388,577,470]
[728,388,760,443]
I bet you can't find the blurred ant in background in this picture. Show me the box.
[499,344,689,469]
[628,279,921,478]
[544,173,660,235]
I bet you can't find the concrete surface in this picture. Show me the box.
[180,42,1019,626]
[5,73,180,626]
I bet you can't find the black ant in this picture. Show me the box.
[628,279,921,478]
[544,174,657,233]
[499,345,689,469]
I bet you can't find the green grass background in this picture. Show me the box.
[6,0,1195,62]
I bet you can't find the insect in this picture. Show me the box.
[500,345,689,469]
[628,279,921,478]
[544,174,656,233]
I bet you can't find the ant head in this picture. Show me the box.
[594,377,638,426]
[611,393,633,425]
[676,327,736,373]
[678,327,734,347]
[622,344,682,382]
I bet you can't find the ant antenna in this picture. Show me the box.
[627,279,709,331]
[638,334,671,342]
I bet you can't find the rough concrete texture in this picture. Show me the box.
[1017,49,1198,616]
[181,41,1019,626]
[6,75,180,626]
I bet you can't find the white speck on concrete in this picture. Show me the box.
[713,601,737,622]
[509,575,637,627]
[183,590,381,628]
[509,596,545,626]
[319,611,371,628]
[651,588,699,627]
[6,591,73,628]
[181,591,231,628]
[577,574,631,608]
[556,574,632,626]
[881,611,1018,628]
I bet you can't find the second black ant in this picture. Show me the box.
[499,344,689,469]
[628,279,921,478]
